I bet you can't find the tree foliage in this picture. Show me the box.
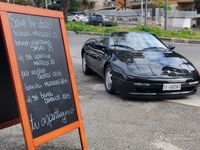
[15,0,27,5]
[0,0,27,4]
[88,1,95,9]
[68,0,81,12]
[194,0,200,14]
[82,0,88,10]
[158,0,172,10]
[60,0,69,22]
[81,0,95,10]
[33,0,42,7]
[47,3,61,10]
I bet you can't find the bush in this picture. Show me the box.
[112,21,118,26]
[67,22,86,33]
[66,22,200,40]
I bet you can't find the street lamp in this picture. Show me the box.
[45,0,48,9]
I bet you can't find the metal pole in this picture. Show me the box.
[141,0,143,25]
[165,0,168,30]
[45,0,48,9]
[145,0,147,26]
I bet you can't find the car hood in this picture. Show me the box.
[113,50,196,78]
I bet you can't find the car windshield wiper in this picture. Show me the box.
[110,44,135,51]
[142,47,166,51]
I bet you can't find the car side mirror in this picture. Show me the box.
[168,45,175,51]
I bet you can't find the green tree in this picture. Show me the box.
[82,0,89,10]
[68,0,81,12]
[15,0,27,5]
[47,0,69,22]
[47,3,61,10]
[33,0,42,7]
[194,0,200,14]
[88,1,95,9]
[48,0,81,12]
[0,0,28,4]
[60,0,69,22]
[158,0,171,10]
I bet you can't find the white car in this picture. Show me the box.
[68,12,89,23]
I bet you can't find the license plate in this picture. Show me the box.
[163,83,181,91]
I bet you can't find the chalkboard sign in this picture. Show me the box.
[0,26,19,125]
[0,3,87,149]
[8,13,78,138]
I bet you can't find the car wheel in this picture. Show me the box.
[82,53,92,75]
[99,22,103,26]
[104,65,115,94]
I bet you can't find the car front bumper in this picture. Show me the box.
[112,76,199,98]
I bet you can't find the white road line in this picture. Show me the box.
[168,94,200,107]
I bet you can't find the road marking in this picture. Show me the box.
[168,94,200,107]
[153,141,182,150]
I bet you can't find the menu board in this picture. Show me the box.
[8,13,78,138]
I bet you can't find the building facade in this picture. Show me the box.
[89,0,115,9]
[93,0,195,11]
[177,0,195,11]
[121,0,195,11]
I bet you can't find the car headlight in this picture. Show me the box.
[189,81,199,85]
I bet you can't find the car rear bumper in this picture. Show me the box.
[112,76,199,98]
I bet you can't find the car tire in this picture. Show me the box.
[104,65,115,94]
[82,53,92,75]
[99,22,103,26]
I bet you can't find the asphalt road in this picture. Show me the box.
[0,33,200,150]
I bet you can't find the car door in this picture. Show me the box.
[83,39,97,70]
[89,16,96,25]
[90,37,109,75]
[96,15,102,25]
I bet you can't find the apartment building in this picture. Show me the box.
[101,0,195,11]
[177,0,195,11]
[89,0,115,9]
[118,0,195,11]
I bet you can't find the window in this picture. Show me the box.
[109,32,167,51]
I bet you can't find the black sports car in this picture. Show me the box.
[81,32,200,97]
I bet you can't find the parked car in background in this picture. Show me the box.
[68,12,89,23]
[81,32,200,98]
[88,14,113,26]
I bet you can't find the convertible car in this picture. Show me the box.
[81,32,200,97]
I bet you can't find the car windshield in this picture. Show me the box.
[109,32,167,51]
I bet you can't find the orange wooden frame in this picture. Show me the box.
[0,118,20,130]
[0,2,87,150]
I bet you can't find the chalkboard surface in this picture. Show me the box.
[0,26,18,124]
[8,13,78,138]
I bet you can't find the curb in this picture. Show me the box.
[68,31,200,44]
[160,37,200,44]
